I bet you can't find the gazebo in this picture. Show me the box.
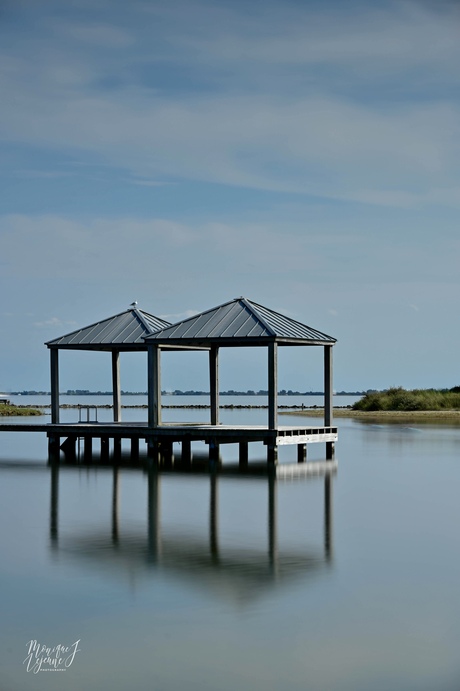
[46,306,171,424]
[144,297,337,460]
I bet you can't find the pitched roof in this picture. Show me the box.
[46,308,171,350]
[145,297,336,346]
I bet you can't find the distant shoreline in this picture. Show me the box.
[281,409,460,422]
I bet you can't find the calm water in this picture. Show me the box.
[1,397,460,690]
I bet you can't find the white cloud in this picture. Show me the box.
[33,317,78,328]
[0,0,459,207]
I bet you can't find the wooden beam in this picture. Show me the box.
[112,350,121,422]
[268,341,278,430]
[209,345,219,426]
[50,348,60,424]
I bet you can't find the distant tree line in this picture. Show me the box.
[11,388,365,396]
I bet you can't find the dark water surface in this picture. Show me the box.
[1,397,460,690]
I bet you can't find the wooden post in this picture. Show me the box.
[161,440,174,467]
[147,438,161,465]
[324,345,334,459]
[50,348,60,424]
[209,439,220,464]
[268,341,278,430]
[267,443,278,465]
[149,345,161,427]
[181,438,192,464]
[48,435,60,464]
[130,437,139,461]
[209,345,219,426]
[100,436,109,462]
[113,437,122,460]
[239,441,248,468]
[324,345,333,426]
[83,436,93,462]
[112,350,121,423]
[297,444,307,463]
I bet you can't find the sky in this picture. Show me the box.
[1,0,460,393]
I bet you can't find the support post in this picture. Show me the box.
[297,443,307,463]
[112,350,121,422]
[48,435,60,464]
[239,441,248,468]
[147,438,161,465]
[83,436,93,463]
[148,345,161,427]
[324,345,334,459]
[50,348,60,424]
[161,440,174,467]
[209,439,220,464]
[113,437,122,460]
[181,438,192,464]
[209,345,219,426]
[130,437,139,461]
[268,341,278,430]
[100,436,109,462]
[267,443,278,465]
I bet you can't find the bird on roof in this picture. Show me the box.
[129,301,138,309]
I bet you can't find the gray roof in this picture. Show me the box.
[46,308,171,351]
[145,297,336,346]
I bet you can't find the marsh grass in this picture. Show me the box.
[353,387,460,411]
[0,404,43,416]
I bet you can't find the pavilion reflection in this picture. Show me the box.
[49,463,335,604]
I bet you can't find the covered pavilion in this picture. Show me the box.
[46,306,171,424]
[145,297,337,460]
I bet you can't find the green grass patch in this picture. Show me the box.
[0,404,43,416]
[353,386,460,412]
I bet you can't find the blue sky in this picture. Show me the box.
[1,0,459,393]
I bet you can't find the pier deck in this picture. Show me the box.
[0,421,337,443]
[0,421,337,464]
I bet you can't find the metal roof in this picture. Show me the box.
[46,308,171,351]
[145,297,336,346]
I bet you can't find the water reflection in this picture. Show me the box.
[49,466,335,604]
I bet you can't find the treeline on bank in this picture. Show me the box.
[353,387,460,412]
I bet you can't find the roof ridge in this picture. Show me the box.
[145,297,239,338]
[240,297,276,337]
[135,308,169,333]
[246,299,336,341]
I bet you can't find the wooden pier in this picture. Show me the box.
[1,296,340,467]
[0,420,337,466]
[47,421,337,464]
